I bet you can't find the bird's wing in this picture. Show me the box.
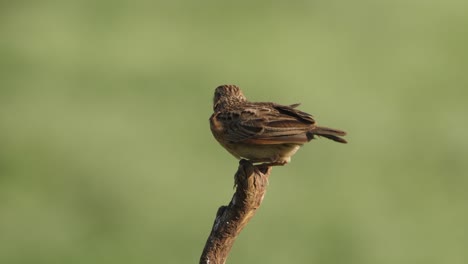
[223,103,316,144]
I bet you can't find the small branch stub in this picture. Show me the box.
[199,160,272,264]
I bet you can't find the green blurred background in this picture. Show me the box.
[1,1,468,263]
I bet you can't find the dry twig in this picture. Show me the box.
[200,160,272,264]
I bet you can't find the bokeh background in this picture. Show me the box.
[1,1,468,263]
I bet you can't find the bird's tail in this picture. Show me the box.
[307,126,347,143]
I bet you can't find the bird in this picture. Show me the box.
[209,85,347,166]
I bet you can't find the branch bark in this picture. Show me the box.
[199,160,272,264]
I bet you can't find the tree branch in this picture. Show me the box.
[200,160,272,264]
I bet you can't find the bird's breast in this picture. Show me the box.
[210,113,224,133]
[209,113,228,146]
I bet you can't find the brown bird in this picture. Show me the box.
[210,85,347,166]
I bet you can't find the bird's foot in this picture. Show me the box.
[252,157,289,167]
[259,160,288,167]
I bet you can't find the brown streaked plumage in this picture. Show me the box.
[210,85,347,166]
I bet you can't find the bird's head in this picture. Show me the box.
[213,85,247,111]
